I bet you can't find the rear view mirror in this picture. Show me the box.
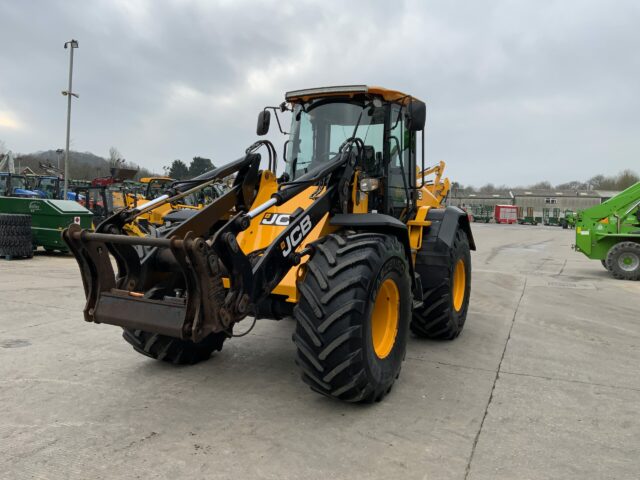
[406,99,426,132]
[256,110,271,136]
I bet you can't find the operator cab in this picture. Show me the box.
[258,85,426,220]
[0,173,40,198]
[35,176,63,199]
[140,177,174,200]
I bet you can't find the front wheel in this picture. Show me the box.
[605,242,640,280]
[122,329,228,365]
[293,233,411,403]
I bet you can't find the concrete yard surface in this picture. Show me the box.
[1,224,639,479]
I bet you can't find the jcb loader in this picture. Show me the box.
[63,85,475,403]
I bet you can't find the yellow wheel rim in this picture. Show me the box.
[452,259,466,312]
[371,278,400,359]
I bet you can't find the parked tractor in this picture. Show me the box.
[560,209,576,229]
[574,181,640,280]
[63,85,475,403]
[0,173,40,198]
[134,176,226,227]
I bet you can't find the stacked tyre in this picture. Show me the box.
[0,214,34,259]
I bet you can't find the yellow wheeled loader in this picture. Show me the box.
[63,85,475,403]
[133,176,224,227]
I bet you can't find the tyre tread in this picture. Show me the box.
[293,232,409,403]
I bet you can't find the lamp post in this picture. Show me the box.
[55,148,64,170]
[62,39,79,199]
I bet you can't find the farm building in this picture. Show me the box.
[447,188,619,219]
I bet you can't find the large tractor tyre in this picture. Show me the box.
[411,228,471,340]
[122,329,228,365]
[0,213,31,227]
[605,242,640,281]
[0,214,33,259]
[293,233,411,403]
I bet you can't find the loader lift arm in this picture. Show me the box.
[63,145,359,342]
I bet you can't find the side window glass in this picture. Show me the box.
[292,114,313,176]
[387,106,411,217]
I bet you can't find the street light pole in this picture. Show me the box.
[55,148,64,170]
[62,39,79,199]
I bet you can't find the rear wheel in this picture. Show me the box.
[293,233,411,403]
[122,329,228,365]
[605,242,640,280]
[411,228,471,339]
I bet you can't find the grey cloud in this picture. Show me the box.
[0,0,639,186]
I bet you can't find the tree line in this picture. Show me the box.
[164,157,215,180]
[453,169,639,194]
[8,146,158,181]
[4,145,216,182]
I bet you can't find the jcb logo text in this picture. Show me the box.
[282,215,312,257]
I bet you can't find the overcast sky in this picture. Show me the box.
[1,0,639,186]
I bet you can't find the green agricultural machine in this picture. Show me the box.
[561,209,575,229]
[574,182,640,280]
[517,206,538,225]
[470,204,493,223]
[0,197,93,256]
[543,207,561,226]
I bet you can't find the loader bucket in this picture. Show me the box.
[62,223,230,342]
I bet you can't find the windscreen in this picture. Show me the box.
[12,176,27,190]
[39,178,57,198]
[286,101,385,180]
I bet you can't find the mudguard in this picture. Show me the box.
[415,206,476,289]
[330,213,412,258]
[329,213,417,292]
[426,206,476,251]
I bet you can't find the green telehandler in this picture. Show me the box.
[574,182,640,280]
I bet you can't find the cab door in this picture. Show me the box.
[385,104,414,219]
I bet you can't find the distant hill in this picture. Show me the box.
[14,150,157,180]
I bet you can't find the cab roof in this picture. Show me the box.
[140,177,173,184]
[285,85,420,104]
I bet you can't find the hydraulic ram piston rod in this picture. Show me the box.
[247,198,277,219]
[134,194,170,213]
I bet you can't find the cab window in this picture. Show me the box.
[386,105,413,218]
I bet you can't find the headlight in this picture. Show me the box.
[360,177,380,192]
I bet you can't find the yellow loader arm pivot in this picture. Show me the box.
[417,160,450,207]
